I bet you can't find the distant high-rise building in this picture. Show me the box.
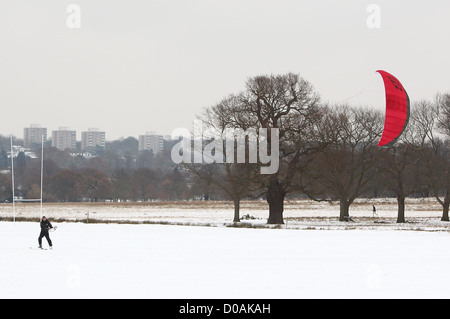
[81,128,106,152]
[52,127,76,151]
[24,124,47,148]
[139,132,164,154]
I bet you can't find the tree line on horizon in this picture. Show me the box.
[0,73,449,225]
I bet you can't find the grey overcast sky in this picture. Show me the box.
[0,0,449,140]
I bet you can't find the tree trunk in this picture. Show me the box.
[233,199,240,223]
[339,200,350,222]
[267,179,285,224]
[397,196,406,223]
[442,198,450,222]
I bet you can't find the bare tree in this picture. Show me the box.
[300,105,383,221]
[437,93,450,137]
[378,101,430,223]
[187,74,322,224]
[0,173,12,202]
[435,93,450,219]
[240,73,321,224]
[426,140,450,221]
[415,98,450,221]
[379,143,423,223]
[183,95,260,223]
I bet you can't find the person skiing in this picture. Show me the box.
[38,216,53,249]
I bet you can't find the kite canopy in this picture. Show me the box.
[376,70,410,147]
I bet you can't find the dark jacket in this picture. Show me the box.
[40,220,53,232]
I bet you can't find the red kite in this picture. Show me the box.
[376,70,410,147]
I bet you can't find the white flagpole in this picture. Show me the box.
[10,136,15,225]
[40,135,44,219]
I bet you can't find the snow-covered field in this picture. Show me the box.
[1,199,449,299]
[1,221,450,299]
[0,198,447,232]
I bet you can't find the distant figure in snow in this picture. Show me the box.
[373,205,376,213]
[38,216,53,249]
